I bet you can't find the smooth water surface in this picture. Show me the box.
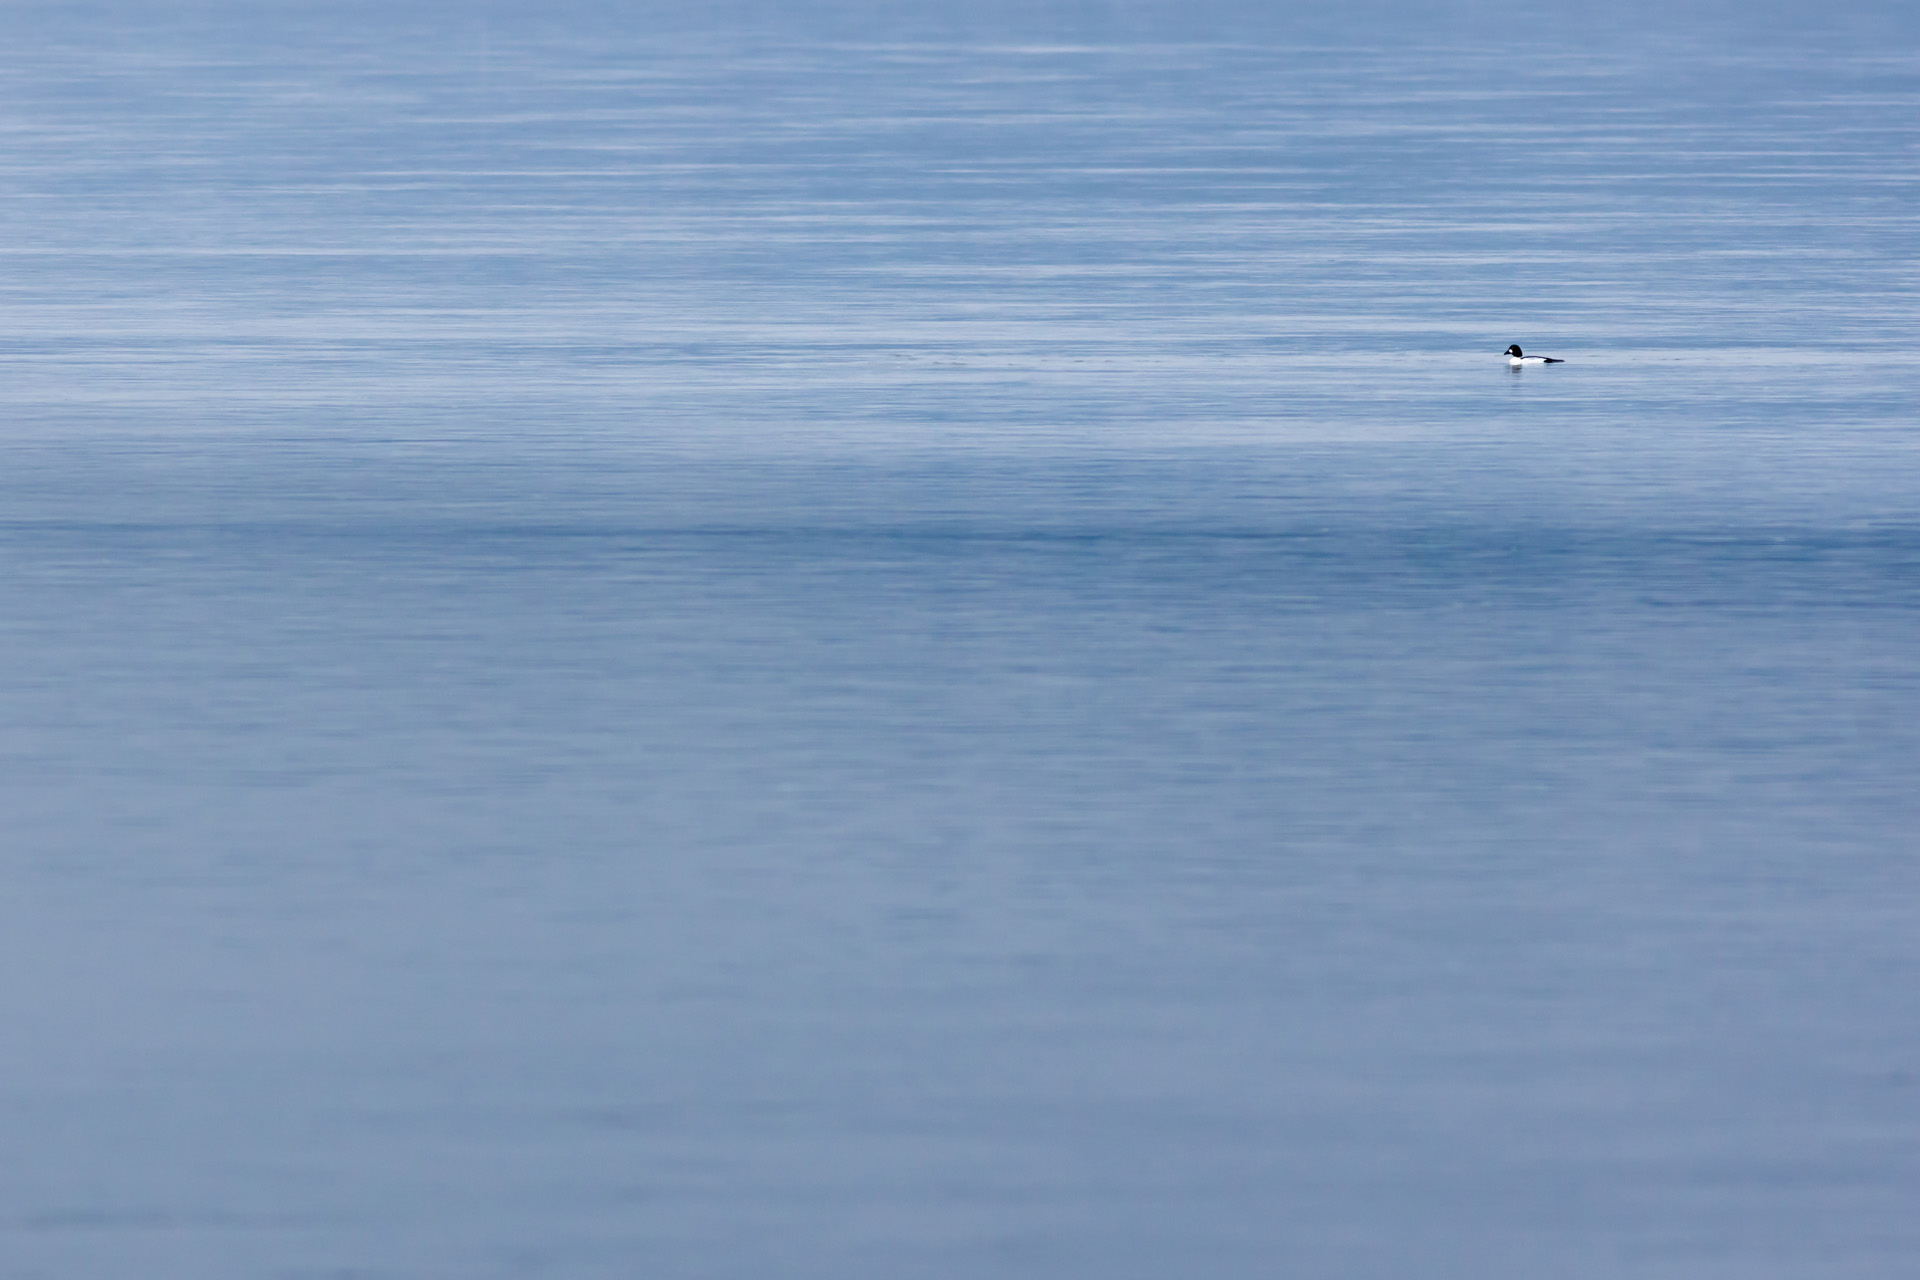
[2,3,1918,1277]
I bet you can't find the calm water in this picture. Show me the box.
[3,3,1918,1277]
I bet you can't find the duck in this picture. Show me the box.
[1506,344,1563,365]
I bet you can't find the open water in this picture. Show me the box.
[2,2,1917,1277]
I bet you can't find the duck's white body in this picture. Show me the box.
[1506,344,1563,365]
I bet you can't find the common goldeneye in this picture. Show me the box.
[1506,344,1563,365]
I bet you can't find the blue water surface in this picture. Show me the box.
[2,3,1917,1277]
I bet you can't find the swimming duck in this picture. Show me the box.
[1506,344,1564,365]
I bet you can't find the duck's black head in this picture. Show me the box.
[1506,344,1524,357]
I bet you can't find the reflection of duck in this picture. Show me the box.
[1506,344,1564,365]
